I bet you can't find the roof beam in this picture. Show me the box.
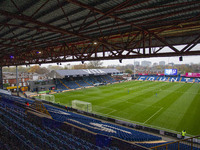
[66,0,143,31]
[0,42,27,49]
[0,23,51,32]
[115,1,200,14]
[0,37,43,45]
[67,0,184,54]
[76,0,132,32]
[0,9,122,50]
[2,50,200,67]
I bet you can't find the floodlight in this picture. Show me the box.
[179,56,183,61]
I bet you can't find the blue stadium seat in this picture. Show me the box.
[0,94,119,150]
[46,104,162,142]
[55,75,117,91]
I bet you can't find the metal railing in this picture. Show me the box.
[151,135,200,150]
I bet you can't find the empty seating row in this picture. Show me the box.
[0,92,161,147]
[0,100,118,150]
[46,105,162,142]
[56,75,117,91]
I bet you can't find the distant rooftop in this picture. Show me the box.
[51,68,120,78]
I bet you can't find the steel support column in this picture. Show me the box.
[16,65,19,96]
[0,67,3,89]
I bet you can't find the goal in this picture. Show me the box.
[40,94,55,103]
[72,100,92,112]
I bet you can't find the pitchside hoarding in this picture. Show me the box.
[185,73,200,77]
[138,73,148,75]
[164,69,177,75]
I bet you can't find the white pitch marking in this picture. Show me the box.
[105,110,116,115]
[94,105,115,111]
[92,111,195,137]
[143,107,163,124]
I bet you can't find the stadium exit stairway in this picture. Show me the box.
[58,79,70,89]
[83,80,92,86]
[75,81,82,88]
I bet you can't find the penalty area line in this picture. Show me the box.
[105,110,116,115]
[143,107,163,124]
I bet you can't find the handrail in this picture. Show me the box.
[151,135,200,150]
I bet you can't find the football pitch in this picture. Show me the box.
[53,81,200,136]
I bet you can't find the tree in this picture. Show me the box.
[3,83,9,88]
[28,65,49,74]
[87,61,103,69]
[47,65,63,71]
[28,65,40,73]
[3,66,16,72]
[36,67,49,74]
[73,64,87,69]
[18,66,29,72]
[125,69,133,74]
[3,66,29,73]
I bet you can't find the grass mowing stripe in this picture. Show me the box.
[55,81,153,106]
[177,83,200,135]
[162,83,200,131]
[103,82,167,106]
[52,81,200,136]
[148,83,194,132]
[94,82,176,121]
[125,82,172,104]
[127,82,181,122]
[81,82,158,106]
[143,107,163,124]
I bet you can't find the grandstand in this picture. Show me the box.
[27,69,119,93]
[48,69,119,92]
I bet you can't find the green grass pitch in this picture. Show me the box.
[53,81,200,136]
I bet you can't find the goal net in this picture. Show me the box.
[72,100,92,112]
[40,94,55,103]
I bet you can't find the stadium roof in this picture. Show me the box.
[49,68,120,78]
[0,0,200,66]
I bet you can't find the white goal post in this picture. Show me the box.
[72,100,92,112]
[40,94,55,103]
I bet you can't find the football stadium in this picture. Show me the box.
[1,0,200,150]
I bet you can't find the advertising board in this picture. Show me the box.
[185,73,200,77]
[164,69,177,75]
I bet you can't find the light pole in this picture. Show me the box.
[16,65,19,96]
